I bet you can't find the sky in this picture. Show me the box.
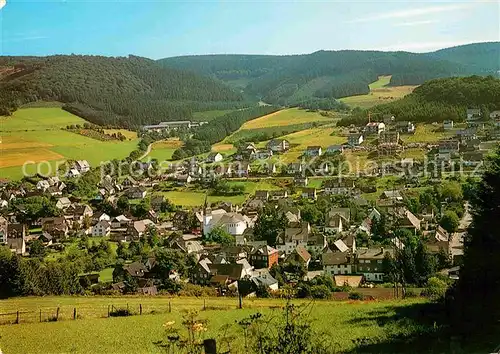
[0,0,498,59]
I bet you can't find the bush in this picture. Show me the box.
[177,283,218,297]
[348,291,364,300]
[405,289,419,298]
[109,308,132,317]
[422,276,448,299]
[310,285,331,299]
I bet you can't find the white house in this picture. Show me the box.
[365,122,385,135]
[92,220,111,237]
[324,208,350,233]
[443,120,454,130]
[467,108,481,121]
[206,152,223,163]
[66,169,81,178]
[348,133,364,146]
[56,197,72,210]
[36,180,50,191]
[490,110,500,119]
[322,252,353,276]
[203,211,250,238]
[74,160,90,173]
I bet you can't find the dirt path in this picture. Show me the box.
[138,143,152,160]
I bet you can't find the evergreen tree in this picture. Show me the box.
[453,147,500,333]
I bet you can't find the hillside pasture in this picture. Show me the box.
[145,139,184,162]
[403,124,454,143]
[340,76,417,109]
[240,108,334,130]
[0,108,139,180]
[0,296,433,354]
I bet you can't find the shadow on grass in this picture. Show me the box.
[345,301,499,354]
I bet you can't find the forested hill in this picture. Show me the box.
[0,55,246,128]
[158,42,500,106]
[339,76,500,125]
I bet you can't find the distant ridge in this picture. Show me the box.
[158,42,500,106]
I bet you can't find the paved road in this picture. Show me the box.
[450,203,471,259]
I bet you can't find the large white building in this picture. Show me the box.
[202,210,252,242]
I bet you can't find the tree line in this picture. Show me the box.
[338,76,500,126]
[0,55,248,128]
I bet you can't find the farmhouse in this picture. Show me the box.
[249,245,279,269]
[126,186,147,199]
[304,146,322,157]
[206,152,223,163]
[323,179,355,195]
[322,252,353,276]
[91,220,111,237]
[74,160,90,173]
[285,244,311,267]
[142,121,206,132]
[347,133,364,146]
[293,175,308,187]
[466,108,481,121]
[490,110,500,119]
[443,120,454,130]
[42,217,68,239]
[276,222,311,255]
[287,163,303,175]
[0,216,8,244]
[253,149,273,160]
[365,122,385,135]
[395,121,415,134]
[56,197,72,210]
[356,247,394,282]
[203,211,251,239]
[325,145,344,154]
[301,188,317,200]
[325,208,351,233]
[378,131,402,156]
[266,139,290,153]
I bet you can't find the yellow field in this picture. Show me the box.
[104,129,138,140]
[151,139,183,149]
[240,108,334,130]
[0,148,65,168]
[340,76,416,109]
[403,124,452,143]
[212,143,235,152]
[277,126,346,163]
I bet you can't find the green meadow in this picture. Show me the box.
[0,296,433,354]
[0,107,139,180]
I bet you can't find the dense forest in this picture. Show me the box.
[159,42,500,105]
[0,55,248,127]
[338,76,500,126]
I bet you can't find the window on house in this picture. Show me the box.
[377,260,382,264]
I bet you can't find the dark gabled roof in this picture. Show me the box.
[322,252,349,265]
[209,263,244,280]
[124,262,148,277]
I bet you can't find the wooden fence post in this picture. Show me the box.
[56,307,60,321]
[203,339,217,354]
[239,294,242,309]
[16,310,19,324]
[203,299,206,311]
[73,307,77,320]
[139,304,142,315]
[169,301,171,313]
[127,303,129,313]
[107,305,110,318]
[40,309,42,322]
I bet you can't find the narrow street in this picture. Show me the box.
[450,203,471,259]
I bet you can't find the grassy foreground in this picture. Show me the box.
[0,296,429,354]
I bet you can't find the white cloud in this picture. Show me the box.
[373,38,500,52]
[0,0,6,10]
[393,20,438,27]
[346,4,472,24]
